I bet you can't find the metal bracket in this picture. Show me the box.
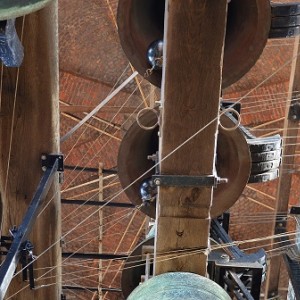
[152,175,227,188]
[0,156,60,298]
[270,3,300,38]
[41,154,64,172]
[289,102,300,121]
[290,206,300,215]
[20,240,35,289]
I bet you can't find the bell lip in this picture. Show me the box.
[117,0,271,89]
[0,0,53,20]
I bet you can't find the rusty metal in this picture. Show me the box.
[0,0,53,20]
[117,0,271,88]
[117,110,251,219]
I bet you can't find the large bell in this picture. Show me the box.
[117,0,271,88]
[127,272,231,300]
[121,231,230,298]
[0,0,53,20]
[117,110,251,219]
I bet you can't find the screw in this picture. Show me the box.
[217,177,228,184]
[42,166,47,172]
[41,155,47,160]
[154,179,161,186]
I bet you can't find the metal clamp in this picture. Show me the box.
[152,175,227,188]
[41,154,64,172]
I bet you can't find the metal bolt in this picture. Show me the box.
[154,179,161,186]
[42,166,47,172]
[217,177,228,184]
[41,155,47,160]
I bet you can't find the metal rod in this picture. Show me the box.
[62,285,122,293]
[0,159,59,299]
[61,199,134,208]
[64,165,117,174]
[62,252,128,260]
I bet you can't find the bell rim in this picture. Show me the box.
[0,0,53,20]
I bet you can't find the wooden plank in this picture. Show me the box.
[155,0,227,275]
[60,104,138,114]
[265,36,300,299]
[0,2,61,299]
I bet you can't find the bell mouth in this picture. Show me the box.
[0,0,53,20]
[118,0,271,88]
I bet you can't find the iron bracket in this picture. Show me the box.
[289,102,300,121]
[20,240,35,289]
[152,175,227,188]
[290,206,300,215]
[0,155,61,298]
[41,153,64,172]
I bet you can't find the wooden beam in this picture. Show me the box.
[61,112,121,141]
[155,0,227,275]
[59,100,122,129]
[0,3,61,299]
[265,36,300,299]
[60,104,138,114]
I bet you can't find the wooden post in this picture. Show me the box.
[155,0,227,275]
[0,2,61,299]
[98,163,104,300]
[265,36,300,299]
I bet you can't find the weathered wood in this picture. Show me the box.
[0,2,61,299]
[265,36,300,299]
[155,0,227,275]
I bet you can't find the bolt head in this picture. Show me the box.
[154,179,161,186]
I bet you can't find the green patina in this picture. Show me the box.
[0,0,53,20]
[128,272,231,300]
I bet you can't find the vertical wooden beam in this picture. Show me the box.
[0,2,61,299]
[155,0,227,275]
[98,164,103,300]
[265,36,300,299]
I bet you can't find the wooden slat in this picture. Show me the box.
[155,0,227,275]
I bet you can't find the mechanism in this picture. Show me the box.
[121,214,267,300]
[0,154,63,299]
[117,106,282,219]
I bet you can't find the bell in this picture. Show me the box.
[117,0,271,88]
[127,272,231,300]
[117,110,251,219]
[122,233,231,299]
[0,0,53,20]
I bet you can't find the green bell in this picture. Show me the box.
[0,0,53,20]
[128,272,231,300]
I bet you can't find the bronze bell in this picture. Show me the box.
[0,0,53,20]
[117,110,251,219]
[117,0,271,88]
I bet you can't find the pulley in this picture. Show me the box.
[117,0,271,88]
[127,272,231,300]
[117,109,251,219]
[0,0,53,20]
